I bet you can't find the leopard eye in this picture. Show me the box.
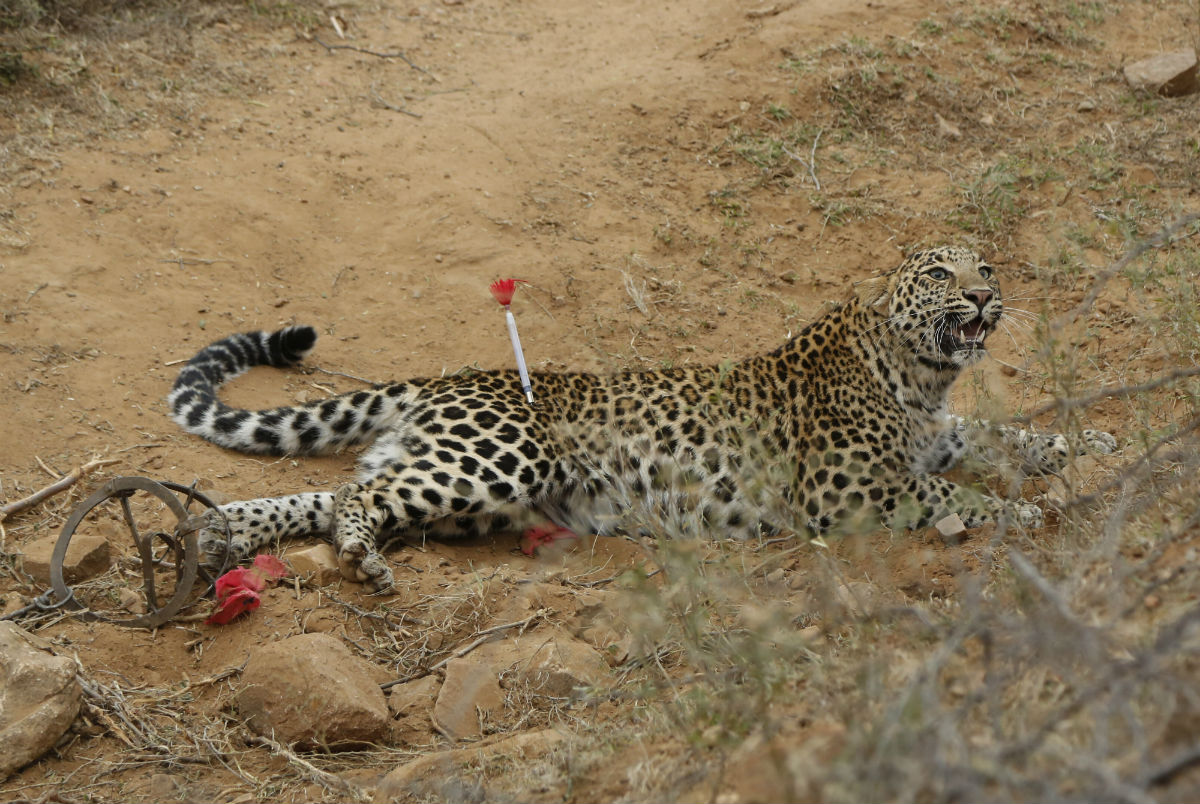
[978,265,993,279]
[926,268,949,281]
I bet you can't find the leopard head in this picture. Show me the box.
[855,247,1002,370]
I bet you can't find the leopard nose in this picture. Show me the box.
[963,288,993,310]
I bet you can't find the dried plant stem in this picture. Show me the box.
[380,609,547,690]
[1007,365,1200,426]
[0,457,119,524]
[0,456,119,552]
[246,734,367,800]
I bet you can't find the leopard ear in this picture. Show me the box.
[853,275,890,309]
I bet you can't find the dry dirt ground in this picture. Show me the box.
[2,0,1200,801]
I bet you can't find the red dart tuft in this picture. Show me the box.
[205,588,261,625]
[489,278,524,307]
[207,554,290,626]
[252,554,289,580]
[214,567,264,600]
[520,524,580,556]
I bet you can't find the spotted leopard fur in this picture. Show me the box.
[169,247,1115,591]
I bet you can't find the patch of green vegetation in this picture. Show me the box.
[916,18,944,36]
[708,187,752,228]
[949,156,1061,241]
[0,50,33,83]
[725,121,821,174]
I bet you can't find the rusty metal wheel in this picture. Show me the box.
[48,477,229,629]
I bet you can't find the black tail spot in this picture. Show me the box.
[270,326,318,366]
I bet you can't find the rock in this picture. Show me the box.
[387,675,440,719]
[482,629,610,697]
[373,728,566,802]
[702,721,846,803]
[236,633,389,749]
[286,544,341,585]
[0,622,82,779]
[388,674,441,745]
[830,581,878,618]
[935,512,967,541]
[432,658,504,741]
[1124,49,1199,97]
[0,592,22,617]
[935,113,962,139]
[20,529,111,585]
[431,629,609,741]
[301,609,342,634]
[581,624,631,666]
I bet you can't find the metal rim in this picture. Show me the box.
[49,476,225,629]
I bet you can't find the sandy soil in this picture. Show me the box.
[2,0,1198,800]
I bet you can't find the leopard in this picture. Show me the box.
[168,247,1116,592]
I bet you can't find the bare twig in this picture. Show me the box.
[0,457,119,521]
[1006,365,1200,426]
[380,609,547,690]
[1000,604,1200,765]
[246,734,367,800]
[369,87,422,118]
[1037,212,1200,350]
[308,365,381,386]
[26,282,48,303]
[1140,743,1200,787]
[1066,411,1200,510]
[308,36,438,81]
[781,129,821,190]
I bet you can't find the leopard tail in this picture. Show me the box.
[167,325,414,455]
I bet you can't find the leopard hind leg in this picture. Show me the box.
[334,458,562,591]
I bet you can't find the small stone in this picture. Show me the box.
[237,633,389,749]
[831,581,876,617]
[935,513,967,540]
[194,479,234,506]
[0,622,83,780]
[493,632,609,697]
[1123,49,1199,97]
[301,609,342,634]
[286,544,341,585]
[798,625,822,642]
[935,113,962,139]
[1144,594,1161,609]
[387,674,440,719]
[20,530,111,585]
[581,625,632,667]
[147,773,183,800]
[373,729,566,802]
[433,659,504,741]
[118,589,146,615]
[1076,99,1096,112]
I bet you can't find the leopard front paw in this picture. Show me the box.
[1080,429,1117,455]
[197,510,248,571]
[357,553,395,594]
[1013,501,1044,529]
[336,539,394,592]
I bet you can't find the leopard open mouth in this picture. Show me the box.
[938,314,990,355]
